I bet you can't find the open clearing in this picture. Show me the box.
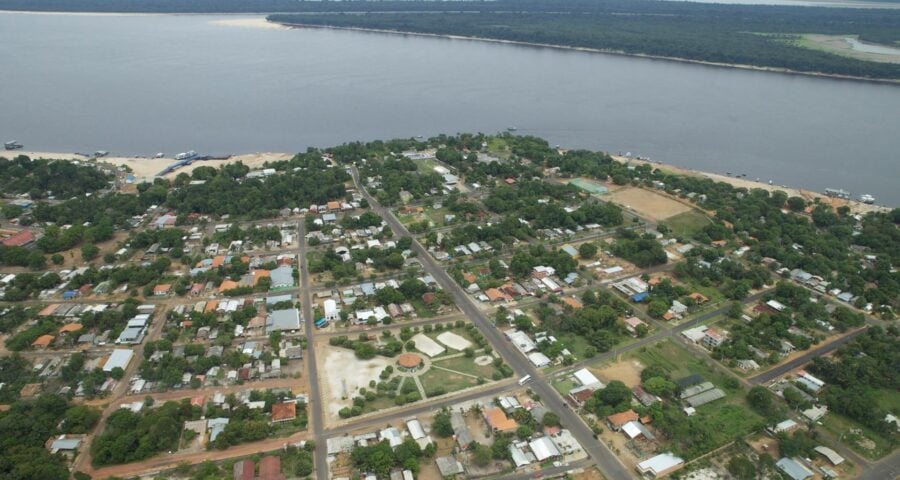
[317,345,392,421]
[436,331,472,350]
[796,34,900,64]
[595,360,644,387]
[607,187,692,221]
[662,210,712,238]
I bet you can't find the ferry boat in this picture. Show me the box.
[174,150,198,161]
[825,188,851,200]
[859,194,875,204]
[4,141,23,150]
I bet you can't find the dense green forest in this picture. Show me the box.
[0,393,100,480]
[0,156,112,199]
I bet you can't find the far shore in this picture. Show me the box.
[273,22,900,86]
[6,149,889,213]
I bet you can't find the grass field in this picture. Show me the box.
[629,340,737,393]
[433,355,498,379]
[419,367,480,396]
[821,413,895,460]
[662,210,712,239]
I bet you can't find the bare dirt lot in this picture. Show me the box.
[596,360,644,388]
[316,344,393,422]
[607,187,692,221]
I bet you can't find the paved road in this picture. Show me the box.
[298,219,328,480]
[860,451,900,480]
[748,327,868,385]
[352,167,634,480]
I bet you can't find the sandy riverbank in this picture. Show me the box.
[7,151,293,179]
[209,17,287,30]
[6,149,890,212]
[611,155,889,215]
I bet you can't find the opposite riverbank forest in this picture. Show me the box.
[2,0,900,80]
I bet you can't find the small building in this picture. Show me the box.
[529,436,561,461]
[623,316,647,336]
[606,410,640,431]
[323,299,339,322]
[776,457,813,480]
[47,435,82,455]
[483,406,518,433]
[450,411,474,449]
[103,349,134,372]
[814,446,845,466]
[32,335,54,349]
[636,452,684,478]
[271,402,297,424]
[435,456,464,477]
[153,284,172,296]
[701,328,726,349]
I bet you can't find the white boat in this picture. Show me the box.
[859,194,875,204]
[4,141,23,150]
[174,150,198,161]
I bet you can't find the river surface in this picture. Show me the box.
[1,13,899,205]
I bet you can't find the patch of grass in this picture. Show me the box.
[630,339,736,390]
[433,355,498,379]
[486,137,510,158]
[419,367,479,396]
[663,210,712,239]
[820,413,895,460]
[551,376,579,396]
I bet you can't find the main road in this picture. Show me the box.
[350,167,634,480]
[298,219,328,480]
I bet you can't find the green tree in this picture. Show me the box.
[578,242,598,259]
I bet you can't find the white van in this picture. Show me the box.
[518,374,532,386]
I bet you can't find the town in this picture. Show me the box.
[0,133,897,480]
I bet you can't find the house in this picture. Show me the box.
[606,410,640,431]
[485,288,511,303]
[47,435,82,455]
[568,386,596,407]
[450,411,474,449]
[32,334,55,349]
[208,418,230,442]
[632,385,661,406]
[483,406,518,432]
[688,292,709,304]
[771,419,799,434]
[153,284,172,296]
[572,368,602,389]
[1,230,36,247]
[637,453,684,478]
[701,328,726,349]
[529,436,561,461]
[561,245,578,258]
[435,456,464,477]
[802,405,828,422]
[258,456,286,480]
[271,402,296,423]
[621,420,655,440]
[323,299,339,322]
[623,316,647,335]
[776,457,813,480]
